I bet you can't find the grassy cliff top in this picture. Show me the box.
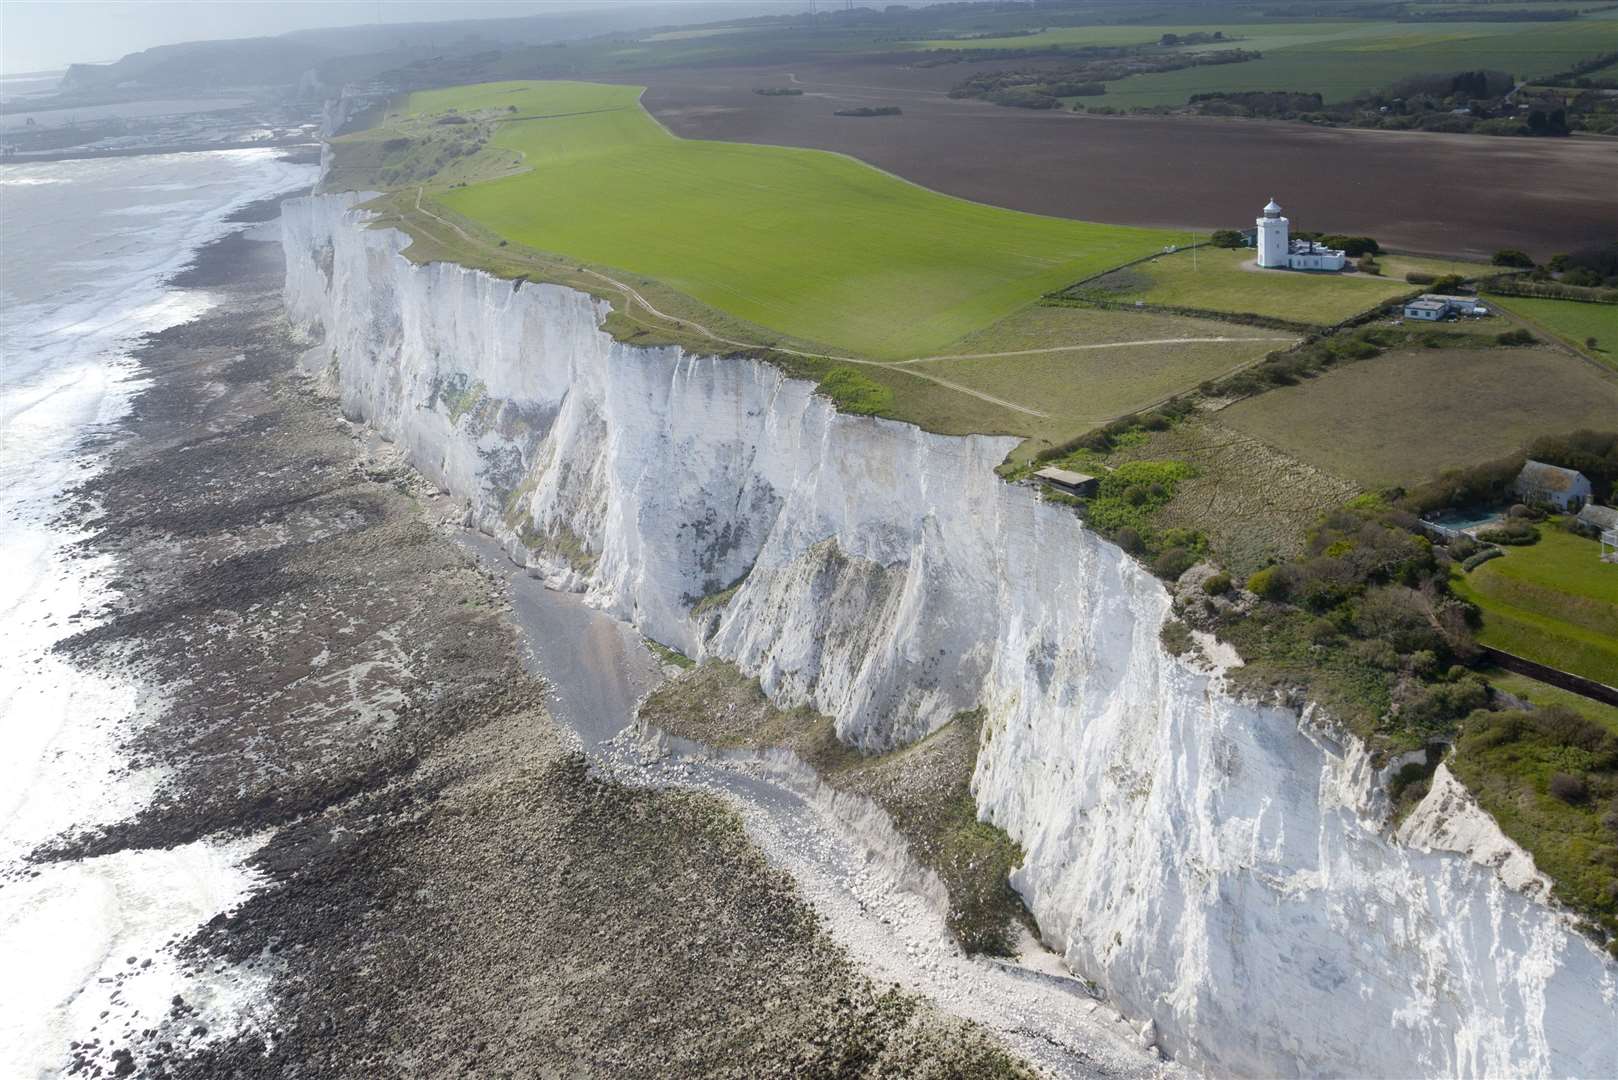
[351,80,1179,360]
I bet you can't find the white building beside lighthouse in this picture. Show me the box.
[1255,198,1346,271]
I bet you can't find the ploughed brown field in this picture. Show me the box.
[626,59,1616,259]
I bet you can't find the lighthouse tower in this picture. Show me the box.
[1256,197,1289,269]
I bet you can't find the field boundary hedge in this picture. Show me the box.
[1043,294,1322,333]
[1482,646,1618,708]
[1484,281,1618,304]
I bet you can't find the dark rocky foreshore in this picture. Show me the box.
[45,204,1032,1079]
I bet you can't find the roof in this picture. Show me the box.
[1577,503,1618,530]
[1263,198,1282,215]
[1035,467,1097,488]
[1406,299,1448,311]
[1517,460,1588,493]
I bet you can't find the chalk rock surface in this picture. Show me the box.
[283,192,1618,1078]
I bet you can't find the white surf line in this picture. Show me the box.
[896,335,1295,365]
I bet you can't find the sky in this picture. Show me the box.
[0,0,813,75]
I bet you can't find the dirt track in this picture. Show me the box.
[629,59,1617,259]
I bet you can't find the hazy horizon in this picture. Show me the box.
[0,0,818,76]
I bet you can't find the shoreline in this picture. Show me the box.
[42,205,1059,1078]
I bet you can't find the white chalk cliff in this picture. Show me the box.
[282,192,1618,1078]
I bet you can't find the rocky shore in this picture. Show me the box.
[43,210,1034,1078]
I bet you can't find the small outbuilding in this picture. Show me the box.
[1514,460,1592,511]
[1404,298,1450,321]
[1035,467,1099,498]
[1575,504,1618,562]
[1577,503,1618,534]
[1402,294,1488,321]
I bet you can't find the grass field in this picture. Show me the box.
[1451,526,1618,686]
[401,81,1176,359]
[896,304,1293,430]
[1041,17,1618,106]
[1106,415,1361,573]
[1067,246,1467,326]
[1217,345,1618,487]
[1488,295,1618,367]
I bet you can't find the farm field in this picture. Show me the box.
[403,81,1176,359]
[1216,345,1618,487]
[637,62,1618,258]
[1056,17,1618,106]
[1066,246,1456,325]
[1488,295,1618,366]
[1450,527,1618,687]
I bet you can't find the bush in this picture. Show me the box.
[1246,565,1289,601]
[1203,572,1232,596]
[1495,328,1536,346]
[1210,229,1245,249]
[1408,649,1440,678]
[1114,526,1144,554]
[1549,772,1589,804]
[1476,520,1538,545]
[1405,271,1435,285]
[1492,249,1535,268]
[818,367,893,415]
[1460,548,1503,571]
[1153,546,1197,581]
[1431,274,1466,293]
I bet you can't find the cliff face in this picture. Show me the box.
[283,192,1618,1078]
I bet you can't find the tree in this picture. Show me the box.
[1209,229,1245,248]
[1492,249,1535,268]
[1160,33,1181,46]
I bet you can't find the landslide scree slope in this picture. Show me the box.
[406,80,1177,360]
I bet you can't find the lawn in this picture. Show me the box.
[1068,245,1431,326]
[1216,345,1618,487]
[1487,295,1618,367]
[1451,525,1618,686]
[1058,17,1617,106]
[405,81,1177,359]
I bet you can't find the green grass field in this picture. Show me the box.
[1044,17,1618,106]
[1217,345,1618,487]
[1068,246,1458,326]
[406,81,1176,359]
[1488,295,1618,367]
[1451,526,1618,686]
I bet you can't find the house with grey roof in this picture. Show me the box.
[1514,460,1592,511]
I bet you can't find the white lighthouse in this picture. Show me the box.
[1253,197,1347,271]
[1256,197,1289,268]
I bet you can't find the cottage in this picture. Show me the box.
[1035,467,1099,498]
[1514,460,1592,511]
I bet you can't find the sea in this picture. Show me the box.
[0,95,316,1075]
